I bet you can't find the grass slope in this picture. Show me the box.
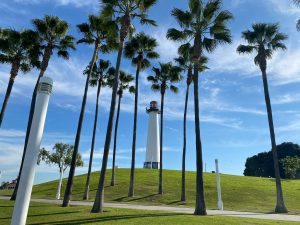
[1,169,300,213]
[0,200,298,225]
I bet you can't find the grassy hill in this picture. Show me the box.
[2,169,300,214]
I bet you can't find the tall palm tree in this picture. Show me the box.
[11,15,76,201]
[147,62,182,195]
[124,32,159,197]
[174,43,208,202]
[111,71,135,186]
[92,0,157,213]
[63,14,117,207]
[83,59,114,200]
[293,0,300,30]
[167,0,233,215]
[237,23,288,213]
[0,29,40,127]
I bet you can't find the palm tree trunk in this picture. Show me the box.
[0,77,14,127]
[91,41,124,213]
[111,94,122,186]
[181,84,190,202]
[261,68,288,213]
[10,46,52,201]
[158,92,164,195]
[62,45,98,207]
[193,37,207,216]
[56,167,64,200]
[83,82,102,200]
[0,60,20,127]
[128,60,141,197]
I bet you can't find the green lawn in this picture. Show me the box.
[0,200,298,225]
[1,169,300,214]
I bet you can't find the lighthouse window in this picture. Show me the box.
[144,162,151,169]
[152,162,158,169]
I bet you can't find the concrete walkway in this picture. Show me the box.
[1,196,300,222]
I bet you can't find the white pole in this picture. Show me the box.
[56,158,64,200]
[11,77,53,225]
[215,159,223,210]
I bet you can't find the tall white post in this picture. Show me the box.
[144,101,160,169]
[11,77,53,225]
[56,160,64,200]
[215,159,223,210]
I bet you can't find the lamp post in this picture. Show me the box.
[11,77,53,225]
[215,159,223,210]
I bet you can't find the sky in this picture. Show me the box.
[1,0,300,185]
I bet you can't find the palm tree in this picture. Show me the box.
[63,14,117,207]
[111,71,135,186]
[174,43,208,202]
[166,0,233,215]
[11,15,76,201]
[147,62,182,195]
[92,0,157,213]
[293,0,300,30]
[237,23,288,213]
[0,29,40,127]
[124,32,159,197]
[83,59,114,200]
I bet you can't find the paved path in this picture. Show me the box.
[1,196,300,222]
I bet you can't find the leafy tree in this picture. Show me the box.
[280,156,300,179]
[92,0,157,213]
[110,70,135,186]
[244,142,300,178]
[124,32,159,196]
[11,15,76,201]
[0,29,40,127]
[174,43,208,202]
[63,14,117,207]
[237,23,288,213]
[38,143,83,200]
[147,62,182,195]
[83,59,114,200]
[167,0,233,215]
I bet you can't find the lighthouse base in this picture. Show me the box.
[143,162,159,169]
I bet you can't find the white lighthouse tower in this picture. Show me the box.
[144,101,160,169]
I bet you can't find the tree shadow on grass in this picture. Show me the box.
[166,200,184,205]
[0,205,13,208]
[113,194,158,202]
[30,213,184,225]
[0,204,50,208]
[2,211,80,220]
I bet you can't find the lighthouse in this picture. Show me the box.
[144,101,160,169]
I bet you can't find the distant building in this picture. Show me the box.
[0,179,17,189]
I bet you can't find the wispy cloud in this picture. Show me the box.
[269,0,300,15]
[273,93,300,105]
[13,0,98,8]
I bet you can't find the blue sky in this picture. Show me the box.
[1,0,300,184]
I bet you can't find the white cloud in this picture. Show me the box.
[150,27,181,62]
[269,0,300,15]
[13,0,98,8]
[0,129,25,138]
[273,93,300,105]
[268,48,300,86]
